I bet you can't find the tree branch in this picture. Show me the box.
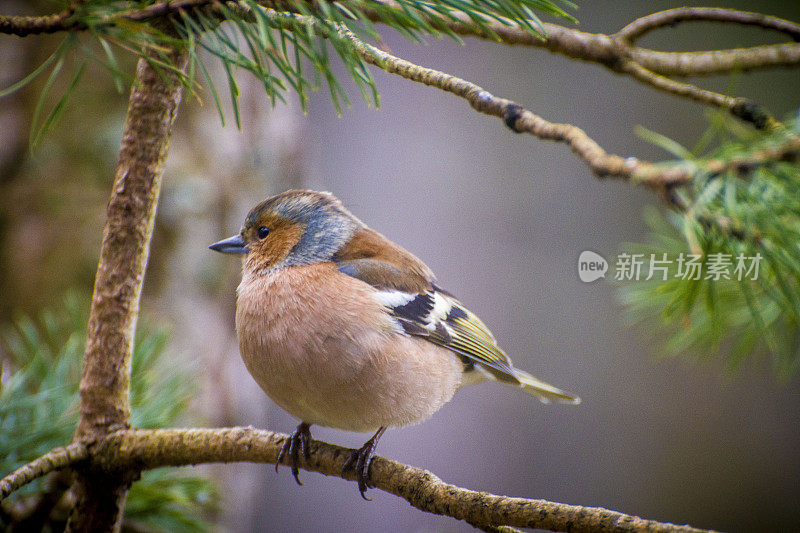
[325,19,800,190]
[615,60,775,129]
[0,7,78,36]
[365,7,782,125]
[84,427,714,533]
[616,7,800,43]
[0,444,87,501]
[629,44,800,77]
[1,1,798,124]
[1,428,718,531]
[67,50,188,532]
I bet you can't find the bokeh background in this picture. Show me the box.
[1,1,799,531]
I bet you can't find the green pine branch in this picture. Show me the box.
[619,117,800,378]
[0,294,218,531]
[1,0,577,145]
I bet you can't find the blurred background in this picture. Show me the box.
[1,1,799,531]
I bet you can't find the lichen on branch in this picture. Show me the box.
[1,427,718,533]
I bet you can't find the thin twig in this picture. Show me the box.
[343,29,648,181]
[616,61,776,129]
[616,7,800,43]
[327,19,800,188]
[0,443,88,500]
[1,2,797,127]
[89,427,717,533]
[0,8,76,36]
[629,44,800,77]
[363,5,782,123]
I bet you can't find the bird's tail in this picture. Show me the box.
[513,369,581,405]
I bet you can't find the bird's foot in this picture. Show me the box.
[276,422,312,485]
[342,427,386,500]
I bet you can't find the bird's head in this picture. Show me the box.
[210,190,363,274]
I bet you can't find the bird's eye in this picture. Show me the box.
[257,226,270,239]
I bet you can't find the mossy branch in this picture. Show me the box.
[0,444,88,501]
[1,428,717,533]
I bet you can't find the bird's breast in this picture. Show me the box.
[234,262,463,432]
[235,262,393,388]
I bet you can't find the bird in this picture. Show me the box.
[210,189,579,498]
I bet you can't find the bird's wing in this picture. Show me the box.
[332,227,435,292]
[388,287,523,385]
[375,285,580,403]
[333,228,520,384]
[337,257,580,402]
[334,229,580,404]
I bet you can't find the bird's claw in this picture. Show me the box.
[276,422,312,485]
[342,427,386,500]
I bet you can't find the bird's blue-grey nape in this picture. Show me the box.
[286,204,359,267]
[210,234,248,254]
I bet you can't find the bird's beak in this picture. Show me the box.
[209,235,248,254]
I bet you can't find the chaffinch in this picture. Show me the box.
[210,190,579,498]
